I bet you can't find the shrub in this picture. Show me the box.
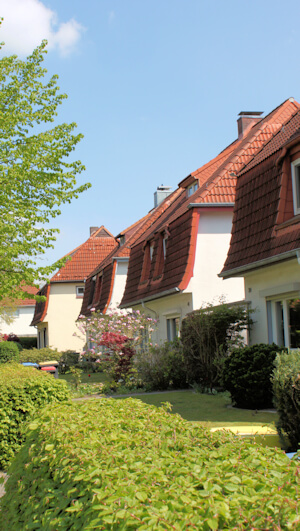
[272,350,300,451]
[0,341,20,363]
[19,336,37,350]
[223,343,284,409]
[1,399,299,529]
[181,302,252,391]
[136,340,187,390]
[0,363,70,469]
[58,350,80,374]
[19,347,62,364]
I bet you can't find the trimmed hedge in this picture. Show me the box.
[1,399,299,529]
[18,347,62,364]
[0,341,19,363]
[223,343,283,409]
[0,363,70,470]
[272,350,300,451]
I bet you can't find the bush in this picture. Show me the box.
[0,341,20,364]
[19,347,62,364]
[0,363,70,469]
[181,302,252,391]
[1,399,299,529]
[136,340,187,390]
[272,350,300,451]
[19,336,37,350]
[58,350,80,374]
[223,343,284,409]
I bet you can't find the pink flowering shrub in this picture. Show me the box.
[77,309,158,384]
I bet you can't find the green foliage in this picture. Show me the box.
[18,336,37,350]
[69,366,82,390]
[1,399,299,529]
[58,350,80,374]
[223,343,284,409]
[19,347,61,364]
[0,35,90,301]
[272,350,300,451]
[0,363,70,469]
[0,340,19,363]
[136,340,187,391]
[181,302,252,390]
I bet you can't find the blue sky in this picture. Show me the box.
[1,0,300,267]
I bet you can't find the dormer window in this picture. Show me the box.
[119,235,126,246]
[87,276,96,307]
[187,182,198,197]
[150,242,155,260]
[291,158,300,215]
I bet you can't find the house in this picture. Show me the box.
[220,101,300,349]
[0,285,38,340]
[119,98,300,344]
[31,227,116,351]
[80,186,177,318]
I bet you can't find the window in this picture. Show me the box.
[291,159,300,214]
[94,274,103,305]
[76,286,84,298]
[87,276,96,307]
[187,182,198,197]
[140,241,154,283]
[267,297,300,348]
[167,317,180,341]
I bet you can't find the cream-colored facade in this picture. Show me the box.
[0,305,36,338]
[35,282,85,352]
[242,258,300,348]
[131,211,245,344]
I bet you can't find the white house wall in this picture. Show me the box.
[186,211,244,307]
[0,306,36,337]
[244,258,300,345]
[108,260,129,310]
[44,282,86,352]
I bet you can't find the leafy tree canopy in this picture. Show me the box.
[0,30,90,301]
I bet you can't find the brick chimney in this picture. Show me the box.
[237,111,263,139]
[90,226,98,236]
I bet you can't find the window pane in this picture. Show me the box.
[275,301,284,347]
[289,298,300,348]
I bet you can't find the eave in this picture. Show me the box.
[119,287,181,308]
[220,249,300,279]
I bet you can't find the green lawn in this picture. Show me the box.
[59,372,108,384]
[116,390,278,428]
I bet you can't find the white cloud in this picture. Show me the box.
[0,0,85,57]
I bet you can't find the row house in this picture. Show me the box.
[221,104,300,349]
[31,227,116,351]
[81,98,300,345]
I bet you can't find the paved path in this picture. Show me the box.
[0,472,8,499]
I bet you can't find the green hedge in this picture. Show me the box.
[0,341,20,364]
[223,343,283,409]
[0,363,70,470]
[18,347,62,364]
[1,399,299,529]
[272,350,300,451]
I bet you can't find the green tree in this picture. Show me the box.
[0,33,90,301]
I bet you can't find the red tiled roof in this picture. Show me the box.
[221,111,300,276]
[31,284,50,326]
[121,98,300,307]
[51,227,116,282]
[17,285,38,306]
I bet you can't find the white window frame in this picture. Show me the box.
[291,158,300,215]
[267,292,300,349]
[76,286,85,298]
[166,316,180,341]
[187,182,198,197]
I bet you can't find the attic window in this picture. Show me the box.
[119,235,126,246]
[291,158,300,215]
[140,241,153,283]
[153,230,169,279]
[187,182,198,197]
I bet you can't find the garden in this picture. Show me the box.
[0,305,299,529]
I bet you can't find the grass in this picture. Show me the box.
[116,390,278,428]
[59,371,108,385]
